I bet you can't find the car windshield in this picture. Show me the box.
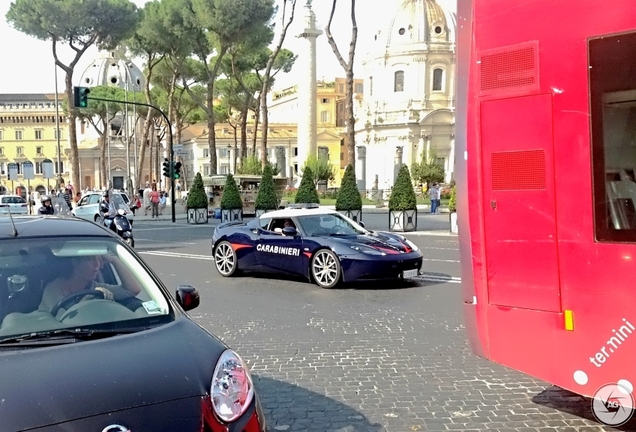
[0,237,172,339]
[297,213,367,237]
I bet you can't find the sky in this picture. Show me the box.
[0,0,456,94]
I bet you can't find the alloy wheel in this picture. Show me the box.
[215,242,236,276]
[312,250,340,288]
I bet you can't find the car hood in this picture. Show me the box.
[0,318,226,431]
[328,231,415,254]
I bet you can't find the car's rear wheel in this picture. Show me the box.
[214,241,238,276]
[311,249,341,289]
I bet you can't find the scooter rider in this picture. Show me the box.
[38,195,55,215]
[100,190,114,228]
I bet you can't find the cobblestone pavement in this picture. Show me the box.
[137,224,632,432]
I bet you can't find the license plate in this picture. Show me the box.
[402,269,419,279]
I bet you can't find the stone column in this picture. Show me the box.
[275,146,286,176]
[448,133,456,183]
[356,146,366,191]
[393,146,403,184]
[424,134,432,161]
[296,0,322,175]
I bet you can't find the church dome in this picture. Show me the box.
[370,0,456,54]
[78,50,145,91]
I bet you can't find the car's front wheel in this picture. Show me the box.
[311,249,341,289]
[214,241,238,277]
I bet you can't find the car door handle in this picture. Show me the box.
[490,200,496,210]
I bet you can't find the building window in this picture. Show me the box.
[15,130,23,140]
[219,148,228,158]
[369,77,373,96]
[355,83,363,94]
[322,98,329,103]
[16,146,24,155]
[0,130,3,141]
[432,68,444,91]
[35,162,43,174]
[35,129,43,140]
[294,147,298,156]
[220,165,229,175]
[36,146,43,154]
[590,31,636,242]
[339,84,344,93]
[55,161,63,174]
[394,71,404,92]
[54,129,62,140]
[0,148,4,155]
[294,163,298,173]
[340,152,344,161]
[204,165,210,176]
[203,148,209,158]
[320,111,330,123]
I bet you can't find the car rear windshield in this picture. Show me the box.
[1,197,25,204]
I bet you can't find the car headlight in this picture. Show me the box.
[211,349,254,423]
[350,245,386,256]
[404,239,419,251]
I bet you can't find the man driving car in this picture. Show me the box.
[38,254,142,319]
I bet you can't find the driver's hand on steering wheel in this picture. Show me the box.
[81,287,114,301]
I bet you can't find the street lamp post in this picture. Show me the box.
[53,60,62,191]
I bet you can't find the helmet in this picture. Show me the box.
[102,190,109,198]
[41,195,51,204]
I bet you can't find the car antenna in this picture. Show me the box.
[6,207,17,237]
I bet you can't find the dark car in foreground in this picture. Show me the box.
[0,216,265,432]
[212,205,423,288]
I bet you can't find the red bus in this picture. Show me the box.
[457,0,636,400]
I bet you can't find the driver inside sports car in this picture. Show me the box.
[273,218,296,234]
[38,254,142,319]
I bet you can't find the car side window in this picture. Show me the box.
[78,196,89,206]
[259,217,272,230]
[88,195,101,205]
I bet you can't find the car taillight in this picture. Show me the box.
[210,349,254,423]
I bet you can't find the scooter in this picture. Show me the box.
[103,209,134,247]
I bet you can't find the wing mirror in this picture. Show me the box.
[358,221,365,228]
[175,285,200,311]
[282,226,298,237]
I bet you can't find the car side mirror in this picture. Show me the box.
[282,226,298,237]
[358,221,365,228]
[176,285,200,311]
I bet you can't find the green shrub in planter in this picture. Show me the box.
[389,164,417,211]
[449,184,457,212]
[336,164,362,211]
[187,172,208,209]
[295,166,320,204]
[220,174,243,210]
[255,164,278,210]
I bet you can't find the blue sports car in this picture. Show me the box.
[211,205,423,288]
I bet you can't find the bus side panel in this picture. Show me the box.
[480,95,561,312]
[457,0,490,358]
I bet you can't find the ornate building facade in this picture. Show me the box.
[355,0,456,190]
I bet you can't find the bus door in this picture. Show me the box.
[480,94,561,312]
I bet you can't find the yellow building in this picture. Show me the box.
[267,78,364,185]
[0,94,70,197]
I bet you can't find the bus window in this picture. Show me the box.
[590,31,636,242]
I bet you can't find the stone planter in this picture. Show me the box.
[450,212,458,234]
[187,208,208,224]
[338,209,362,223]
[389,209,417,232]
[255,209,275,218]
[221,208,243,223]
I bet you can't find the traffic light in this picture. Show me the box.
[173,162,182,179]
[73,86,90,108]
[162,159,171,177]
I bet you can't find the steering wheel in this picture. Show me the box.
[50,290,105,317]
